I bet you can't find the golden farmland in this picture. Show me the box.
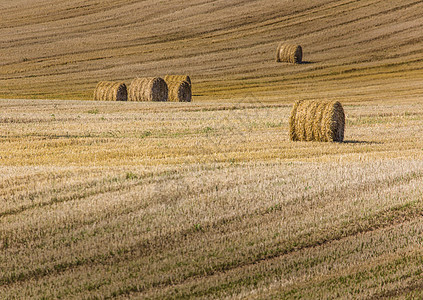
[1,0,423,299]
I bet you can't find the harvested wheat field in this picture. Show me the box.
[2,0,423,102]
[2,0,423,299]
[1,99,423,298]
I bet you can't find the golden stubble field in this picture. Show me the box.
[2,0,423,298]
[1,98,423,298]
[1,0,423,102]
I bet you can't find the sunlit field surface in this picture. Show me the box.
[1,99,423,298]
[1,0,423,102]
[2,0,423,298]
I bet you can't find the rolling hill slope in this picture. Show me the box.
[2,1,423,299]
[1,0,423,101]
[1,98,423,298]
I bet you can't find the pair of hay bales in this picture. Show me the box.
[127,75,191,102]
[276,43,303,64]
[93,75,191,102]
[289,100,345,142]
[94,79,169,102]
[276,45,346,142]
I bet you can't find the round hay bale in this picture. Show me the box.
[93,81,127,101]
[128,77,168,102]
[289,100,345,142]
[276,43,302,64]
[165,80,192,102]
[164,75,191,86]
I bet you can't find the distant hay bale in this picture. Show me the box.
[93,81,127,101]
[165,80,192,102]
[276,43,302,64]
[289,100,345,142]
[128,77,168,102]
[164,75,191,86]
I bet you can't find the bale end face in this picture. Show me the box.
[115,84,127,101]
[293,45,302,64]
[328,101,345,142]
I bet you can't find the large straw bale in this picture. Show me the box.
[128,77,168,102]
[276,43,302,63]
[289,100,345,142]
[93,81,127,101]
[166,80,192,102]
